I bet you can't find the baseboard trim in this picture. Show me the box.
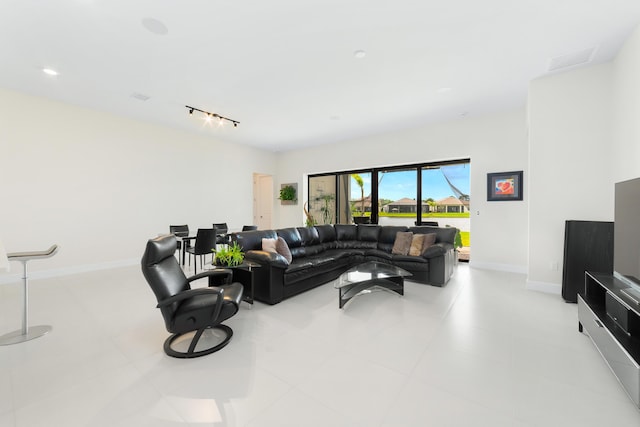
[0,258,139,285]
[525,280,562,295]
[469,260,527,275]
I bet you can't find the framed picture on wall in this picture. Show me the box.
[487,171,523,201]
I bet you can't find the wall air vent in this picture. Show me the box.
[547,47,597,72]
[131,92,150,101]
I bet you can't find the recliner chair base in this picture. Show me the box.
[164,325,233,358]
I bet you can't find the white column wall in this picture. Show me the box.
[612,25,640,182]
[0,88,276,280]
[275,109,529,273]
[526,64,614,292]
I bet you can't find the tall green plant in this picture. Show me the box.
[351,174,365,214]
[315,194,335,224]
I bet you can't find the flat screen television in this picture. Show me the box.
[614,177,640,303]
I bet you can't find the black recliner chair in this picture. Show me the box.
[141,235,244,358]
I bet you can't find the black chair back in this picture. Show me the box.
[213,223,228,234]
[169,225,189,237]
[141,235,190,328]
[242,225,258,231]
[193,228,217,255]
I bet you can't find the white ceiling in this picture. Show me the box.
[2,0,640,152]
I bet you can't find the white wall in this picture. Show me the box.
[613,25,640,182]
[0,88,277,280]
[275,109,529,272]
[527,64,614,291]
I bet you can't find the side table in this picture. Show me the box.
[208,261,261,307]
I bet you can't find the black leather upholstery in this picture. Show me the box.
[213,223,229,245]
[141,235,243,358]
[169,224,189,259]
[185,228,217,274]
[229,224,458,305]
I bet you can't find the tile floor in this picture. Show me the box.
[1,263,639,426]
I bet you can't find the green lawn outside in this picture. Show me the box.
[460,231,470,247]
[378,212,470,218]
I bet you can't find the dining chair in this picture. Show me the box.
[169,225,190,262]
[185,228,217,274]
[212,223,229,247]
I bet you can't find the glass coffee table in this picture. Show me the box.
[334,261,412,308]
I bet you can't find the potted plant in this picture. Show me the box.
[214,242,245,267]
[279,184,297,205]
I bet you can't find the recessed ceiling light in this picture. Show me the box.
[353,50,366,59]
[142,17,168,35]
[42,68,58,76]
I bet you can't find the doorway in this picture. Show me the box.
[253,173,273,230]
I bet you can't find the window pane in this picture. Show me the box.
[308,175,336,225]
[378,169,417,226]
[421,162,471,257]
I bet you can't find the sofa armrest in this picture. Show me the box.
[421,243,449,259]
[245,250,289,269]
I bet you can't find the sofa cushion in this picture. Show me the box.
[262,238,277,253]
[357,225,381,242]
[377,226,410,252]
[408,234,426,256]
[277,228,304,258]
[421,233,437,254]
[392,231,413,255]
[276,236,293,263]
[315,224,337,243]
[335,224,357,241]
[297,226,321,246]
[303,244,324,257]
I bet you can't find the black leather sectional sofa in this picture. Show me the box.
[229,224,458,305]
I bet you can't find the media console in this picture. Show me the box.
[578,271,640,407]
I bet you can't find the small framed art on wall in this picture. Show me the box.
[487,171,523,201]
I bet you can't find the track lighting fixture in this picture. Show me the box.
[185,105,239,128]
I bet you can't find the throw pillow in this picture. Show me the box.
[276,236,293,264]
[421,233,437,254]
[262,238,277,253]
[408,233,426,256]
[391,231,413,255]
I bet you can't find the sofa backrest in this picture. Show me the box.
[296,226,326,256]
[377,226,410,252]
[409,226,457,244]
[277,228,305,258]
[334,224,357,241]
[231,230,277,252]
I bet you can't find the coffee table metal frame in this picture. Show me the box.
[334,261,412,309]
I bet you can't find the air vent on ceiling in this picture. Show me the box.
[131,93,150,101]
[547,47,597,72]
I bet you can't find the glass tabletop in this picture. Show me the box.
[334,261,411,289]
